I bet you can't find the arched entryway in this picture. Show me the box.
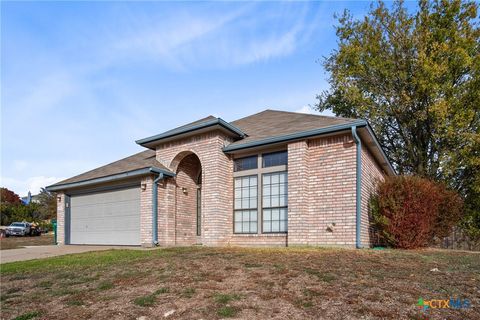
[174,152,202,245]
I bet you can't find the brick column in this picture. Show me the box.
[287,140,309,246]
[140,176,153,247]
[56,192,65,245]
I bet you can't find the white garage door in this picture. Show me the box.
[70,187,141,245]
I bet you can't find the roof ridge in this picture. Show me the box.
[263,108,358,122]
[230,109,357,123]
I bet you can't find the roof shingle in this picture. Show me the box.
[229,109,357,146]
[50,150,171,187]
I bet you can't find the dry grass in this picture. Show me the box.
[0,233,54,250]
[1,246,478,319]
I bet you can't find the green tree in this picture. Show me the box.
[36,188,57,220]
[317,0,479,232]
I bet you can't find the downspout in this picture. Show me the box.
[152,173,164,246]
[351,126,362,249]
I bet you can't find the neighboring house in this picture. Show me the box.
[21,191,40,205]
[46,110,394,248]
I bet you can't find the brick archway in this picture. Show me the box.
[174,152,202,245]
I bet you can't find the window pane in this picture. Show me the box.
[272,174,279,184]
[250,222,257,233]
[235,222,242,232]
[263,209,271,221]
[263,197,271,208]
[249,186,257,197]
[234,211,242,222]
[272,220,280,232]
[264,221,271,233]
[262,151,287,168]
[271,196,279,207]
[234,156,258,172]
[262,171,288,233]
[263,185,270,196]
[272,208,279,220]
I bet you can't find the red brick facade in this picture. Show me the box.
[56,130,387,248]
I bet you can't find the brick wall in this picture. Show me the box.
[140,176,153,246]
[288,134,357,247]
[360,145,386,247]
[174,154,201,245]
[155,130,234,246]
[287,140,309,245]
[56,192,65,245]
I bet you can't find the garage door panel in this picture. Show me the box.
[70,187,140,245]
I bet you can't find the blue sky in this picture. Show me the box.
[1,1,395,196]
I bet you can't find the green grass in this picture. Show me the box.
[154,287,169,294]
[0,250,163,274]
[12,311,41,320]
[133,287,169,307]
[97,281,114,291]
[182,287,196,298]
[214,293,242,304]
[217,306,237,318]
[133,294,156,307]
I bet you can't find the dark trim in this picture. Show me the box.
[46,167,175,192]
[66,182,140,196]
[64,195,71,245]
[365,124,396,175]
[223,121,367,152]
[136,118,246,146]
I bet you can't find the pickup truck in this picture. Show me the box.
[5,222,35,237]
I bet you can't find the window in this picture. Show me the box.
[262,172,288,233]
[262,151,287,168]
[234,155,258,172]
[234,175,258,233]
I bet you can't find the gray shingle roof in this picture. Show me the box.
[48,110,362,189]
[50,150,171,187]
[229,110,357,146]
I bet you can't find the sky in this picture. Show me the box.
[1,1,399,196]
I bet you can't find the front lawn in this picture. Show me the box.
[0,247,478,319]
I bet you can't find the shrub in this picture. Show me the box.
[371,176,463,249]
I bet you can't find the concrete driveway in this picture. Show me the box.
[0,245,126,264]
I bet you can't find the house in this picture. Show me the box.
[46,110,394,248]
[21,191,41,205]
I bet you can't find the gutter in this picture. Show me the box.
[223,120,367,153]
[136,118,246,146]
[46,166,174,192]
[351,126,362,249]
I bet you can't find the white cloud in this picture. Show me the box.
[295,105,314,114]
[1,176,65,196]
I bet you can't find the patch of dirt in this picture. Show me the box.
[1,247,479,319]
[0,233,55,250]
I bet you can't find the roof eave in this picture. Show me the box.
[136,118,246,148]
[223,120,368,153]
[46,166,175,192]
